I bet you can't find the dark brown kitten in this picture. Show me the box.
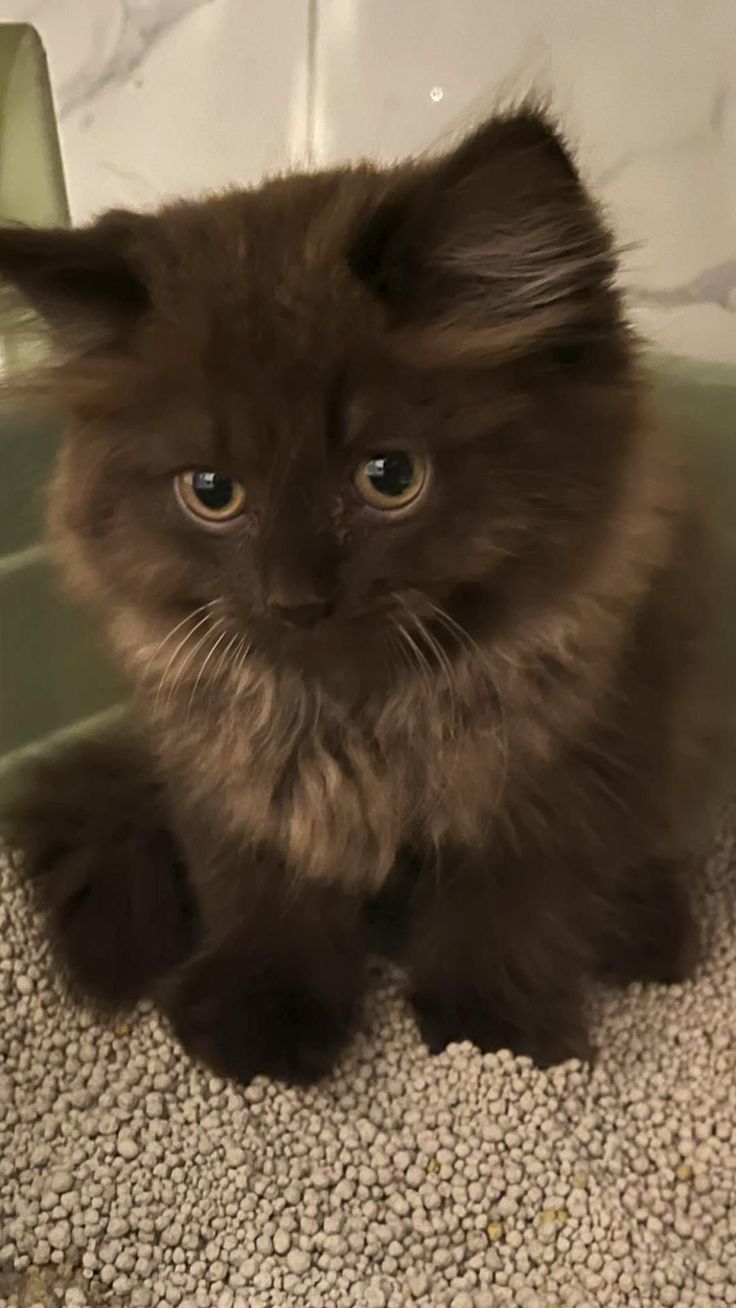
[0,106,717,1084]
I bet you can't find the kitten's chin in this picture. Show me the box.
[262,618,401,705]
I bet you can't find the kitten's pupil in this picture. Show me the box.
[192,470,235,511]
[355,452,427,510]
[176,469,246,523]
[365,454,414,498]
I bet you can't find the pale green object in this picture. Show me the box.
[0,24,69,228]
[654,355,736,736]
[0,25,120,792]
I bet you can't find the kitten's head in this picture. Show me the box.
[0,107,639,707]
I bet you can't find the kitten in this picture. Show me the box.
[0,106,718,1085]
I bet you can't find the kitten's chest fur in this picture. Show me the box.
[150,615,609,892]
[158,657,507,890]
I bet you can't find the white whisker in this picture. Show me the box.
[392,618,434,698]
[403,605,461,738]
[161,616,224,714]
[233,637,252,683]
[207,629,242,711]
[141,601,215,684]
[423,598,510,806]
[187,623,231,721]
[153,607,217,715]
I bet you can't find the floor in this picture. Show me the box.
[1,809,736,1308]
[0,0,734,364]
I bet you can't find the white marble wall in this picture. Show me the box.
[1,0,735,364]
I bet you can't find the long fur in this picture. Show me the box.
[0,104,719,1083]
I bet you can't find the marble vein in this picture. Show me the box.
[56,0,217,119]
[599,82,730,189]
[627,260,736,314]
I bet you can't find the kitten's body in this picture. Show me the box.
[1,107,718,1082]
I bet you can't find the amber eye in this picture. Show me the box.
[354,452,428,510]
[175,470,246,524]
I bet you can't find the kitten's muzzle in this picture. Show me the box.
[268,601,332,629]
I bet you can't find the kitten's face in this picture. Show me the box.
[0,109,636,704]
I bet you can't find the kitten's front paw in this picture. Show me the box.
[412,988,592,1068]
[25,824,193,1010]
[598,862,700,987]
[167,953,355,1086]
[7,743,195,1009]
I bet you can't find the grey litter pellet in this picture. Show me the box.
[47,1222,71,1251]
[273,1230,291,1255]
[116,1136,139,1160]
[2,805,736,1307]
[49,1171,74,1195]
[286,1248,311,1274]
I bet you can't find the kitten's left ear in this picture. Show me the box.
[0,210,152,354]
[350,105,624,366]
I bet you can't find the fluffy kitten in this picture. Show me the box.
[1,107,717,1084]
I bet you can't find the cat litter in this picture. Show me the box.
[1,809,735,1308]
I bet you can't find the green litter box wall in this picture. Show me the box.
[0,24,121,795]
[655,356,736,738]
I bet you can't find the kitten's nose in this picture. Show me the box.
[269,601,329,629]
[264,543,336,629]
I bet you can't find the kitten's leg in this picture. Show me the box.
[408,844,592,1067]
[5,730,195,1008]
[165,843,366,1086]
[364,847,421,960]
[596,857,699,986]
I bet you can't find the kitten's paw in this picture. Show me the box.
[600,930,698,988]
[597,861,700,987]
[6,737,195,1008]
[168,953,355,1086]
[412,988,592,1068]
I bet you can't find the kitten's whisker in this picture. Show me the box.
[142,601,216,685]
[392,618,435,700]
[432,606,523,676]
[161,617,224,714]
[228,635,246,681]
[422,600,487,664]
[392,616,457,820]
[162,632,213,711]
[152,607,217,714]
[187,623,231,722]
[403,606,461,740]
[387,628,415,683]
[423,600,507,687]
[233,637,252,684]
[424,599,510,805]
[207,630,242,711]
[387,621,438,829]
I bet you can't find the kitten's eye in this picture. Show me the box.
[354,452,427,511]
[175,470,246,524]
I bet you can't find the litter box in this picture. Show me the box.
[0,25,122,799]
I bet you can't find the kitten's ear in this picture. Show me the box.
[350,106,623,366]
[0,211,151,353]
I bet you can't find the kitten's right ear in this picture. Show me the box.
[0,211,151,353]
[349,106,622,368]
